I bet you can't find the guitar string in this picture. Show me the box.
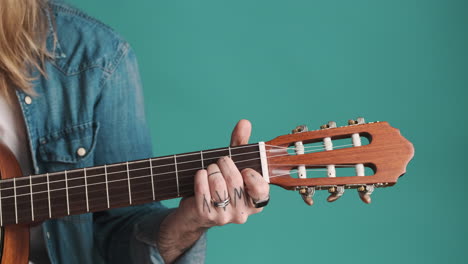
[0,142,356,193]
[0,142,337,185]
[0,163,361,221]
[0,143,364,220]
[0,144,349,191]
[2,169,312,223]
[1,164,343,203]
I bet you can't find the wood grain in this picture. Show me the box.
[266,122,414,189]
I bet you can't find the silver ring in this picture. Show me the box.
[212,196,230,208]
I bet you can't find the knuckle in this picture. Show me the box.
[233,214,248,224]
[209,176,226,190]
[215,215,230,226]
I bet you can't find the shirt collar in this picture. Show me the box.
[44,5,66,59]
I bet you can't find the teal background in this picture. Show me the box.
[67,0,467,263]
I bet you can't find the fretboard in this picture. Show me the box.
[0,143,263,226]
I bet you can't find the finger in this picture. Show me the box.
[194,169,212,215]
[230,119,252,147]
[206,163,229,212]
[241,168,270,211]
[217,157,247,208]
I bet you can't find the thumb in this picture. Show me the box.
[230,119,252,147]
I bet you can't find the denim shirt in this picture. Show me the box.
[15,1,206,263]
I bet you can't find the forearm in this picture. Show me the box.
[157,210,207,263]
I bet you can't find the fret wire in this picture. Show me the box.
[9,187,196,222]
[127,161,132,204]
[30,175,34,221]
[0,181,2,226]
[200,150,204,169]
[105,164,110,208]
[1,159,261,207]
[84,168,89,212]
[149,158,155,200]
[174,155,179,197]
[46,173,51,218]
[0,155,262,200]
[8,179,197,215]
[65,170,70,215]
[0,144,262,188]
[13,177,18,224]
[228,147,232,158]
[3,160,262,218]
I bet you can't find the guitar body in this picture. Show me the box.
[0,142,29,264]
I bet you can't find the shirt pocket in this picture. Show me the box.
[38,122,99,172]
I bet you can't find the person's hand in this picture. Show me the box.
[157,120,270,263]
[182,119,270,227]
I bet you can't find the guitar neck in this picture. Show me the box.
[0,143,263,226]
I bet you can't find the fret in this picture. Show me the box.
[105,165,110,208]
[231,144,262,172]
[174,155,180,197]
[13,178,17,223]
[48,172,67,218]
[128,160,153,204]
[151,155,177,200]
[228,146,232,158]
[30,175,34,220]
[129,160,154,204]
[46,173,51,218]
[85,166,107,212]
[65,170,69,215]
[172,151,200,197]
[126,162,132,204]
[107,163,130,207]
[149,159,155,200]
[66,169,87,215]
[200,151,204,169]
[203,147,230,167]
[1,179,16,225]
[84,168,89,212]
[31,175,49,222]
[0,182,2,225]
[15,177,33,223]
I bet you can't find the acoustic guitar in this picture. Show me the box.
[0,118,414,263]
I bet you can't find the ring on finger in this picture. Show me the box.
[208,171,222,177]
[212,196,231,208]
[252,195,270,208]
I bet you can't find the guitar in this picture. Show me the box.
[0,118,414,263]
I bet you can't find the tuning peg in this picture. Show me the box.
[299,187,315,206]
[292,125,308,134]
[320,121,337,129]
[348,117,366,125]
[357,185,374,204]
[327,186,344,202]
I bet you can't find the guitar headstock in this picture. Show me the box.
[264,118,414,205]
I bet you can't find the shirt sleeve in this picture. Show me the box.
[92,43,206,264]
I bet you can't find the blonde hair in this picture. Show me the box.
[0,0,50,100]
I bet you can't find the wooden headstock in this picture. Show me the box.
[264,119,414,204]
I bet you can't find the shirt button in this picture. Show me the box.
[24,96,32,105]
[77,147,87,157]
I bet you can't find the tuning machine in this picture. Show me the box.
[292,125,308,134]
[298,187,315,206]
